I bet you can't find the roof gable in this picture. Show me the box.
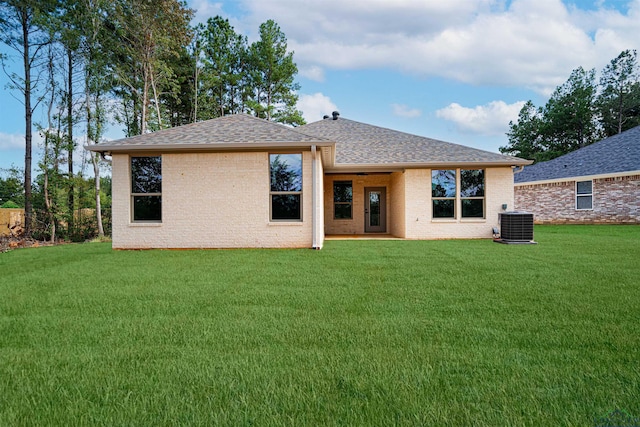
[514,125,640,183]
[299,117,530,168]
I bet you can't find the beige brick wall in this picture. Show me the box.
[389,172,406,237]
[402,167,514,239]
[515,174,640,223]
[323,167,514,239]
[112,151,314,249]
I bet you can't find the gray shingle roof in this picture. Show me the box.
[299,117,530,166]
[88,113,530,168]
[90,114,333,150]
[514,125,640,183]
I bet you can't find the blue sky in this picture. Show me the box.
[1,0,639,174]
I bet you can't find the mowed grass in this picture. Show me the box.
[0,225,639,426]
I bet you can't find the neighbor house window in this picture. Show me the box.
[461,169,485,218]
[131,156,162,222]
[432,170,456,218]
[270,153,302,221]
[333,181,352,219]
[576,180,593,210]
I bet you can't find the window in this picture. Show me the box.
[576,180,593,210]
[333,181,352,219]
[431,169,485,219]
[432,170,456,218]
[131,156,162,222]
[270,153,302,221]
[461,169,485,218]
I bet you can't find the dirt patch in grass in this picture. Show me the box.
[0,235,57,253]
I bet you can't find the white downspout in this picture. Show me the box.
[311,145,318,249]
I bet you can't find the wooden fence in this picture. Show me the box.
[0,208,25,236]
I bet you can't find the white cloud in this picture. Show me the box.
[297,92,338,123]
[0,132,25,151]
[391,103,421,118]
[436,100,526,136]
[298,65,325,82]
[189,0,225,25]
[221,0,640,95]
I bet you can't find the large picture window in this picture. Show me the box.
[270,154,302,221]
[333,181,353,219]
[131,156,162,222]
[461,169,485,218]
[576,180,593,210]
[432,170,456,218]
[432,169,485,219]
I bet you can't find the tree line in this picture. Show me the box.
[500,50,640,163]
[0,0,302,239]
[0,166,112,241]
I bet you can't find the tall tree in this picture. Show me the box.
[500,101,546,161]
[0,0,56,236]
[109,0,193,135]
[247,19,304,125]
[39,42,65,243]
[162,46,197,127]
[597,49,640,137]
[77,0,113,237]
[543,66,599,155]
[52,0,84,234]
[503,66,600,163]
[0,167,24,207]
[198,16,248,119]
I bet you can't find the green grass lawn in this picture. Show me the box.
[1,225,639,426]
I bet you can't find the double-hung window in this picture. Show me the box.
[432,169,485,219]
[270,153,302,221]
[333,181,353,219]
[461,169,485,218]
[576,180,593,210]
[432,170,456,218]
[131,156,162,222]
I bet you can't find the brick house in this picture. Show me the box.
[87,113,530,249]
[514,125,640,224]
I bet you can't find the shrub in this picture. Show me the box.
[0,200,20,208]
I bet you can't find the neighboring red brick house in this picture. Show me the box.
[514,125,640,224]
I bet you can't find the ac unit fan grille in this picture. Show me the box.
[500,212,534,241]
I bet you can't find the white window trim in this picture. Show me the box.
[575,180,594,210]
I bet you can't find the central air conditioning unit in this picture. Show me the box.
[496,212,536,244]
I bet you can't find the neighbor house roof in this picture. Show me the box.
[86,114,334,153]
[299,116,531,170]
[514,125,640,183]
